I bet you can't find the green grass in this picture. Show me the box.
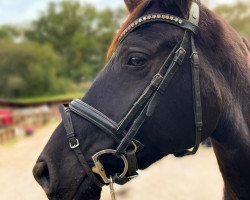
[1,82,92,105]
[14,92,84,104]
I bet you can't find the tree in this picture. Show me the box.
[215,2,250,37]
[25,2,126,81]
[0,25,20,40]
[0,40,73,98]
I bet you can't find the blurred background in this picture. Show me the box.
[0,0,249,199]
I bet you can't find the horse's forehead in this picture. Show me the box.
[121,23,183,50]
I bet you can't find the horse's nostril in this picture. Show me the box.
[33,161,51,194]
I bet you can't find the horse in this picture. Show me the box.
[33,0,250,199]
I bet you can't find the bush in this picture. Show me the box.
[0,40,74,98]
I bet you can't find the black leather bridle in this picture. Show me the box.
[59,0,202,192]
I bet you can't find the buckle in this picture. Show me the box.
[69,137,79,149]
[151,74,163,87]
[174,47,186,65]
[190,52,199,66]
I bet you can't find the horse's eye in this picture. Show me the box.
[127,56,147,67]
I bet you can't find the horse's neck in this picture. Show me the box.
[211,44,250,199]
[212,97,250,199]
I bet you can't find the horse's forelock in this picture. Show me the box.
[160,0,193,18]
[106,0,193,59]
[106,0,148,59]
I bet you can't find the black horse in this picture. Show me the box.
[33,0,250,199]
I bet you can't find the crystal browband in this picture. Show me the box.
[119,13,199,43]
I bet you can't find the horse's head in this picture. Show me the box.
[33,0,223,199]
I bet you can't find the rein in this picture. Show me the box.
[59,1,202,199]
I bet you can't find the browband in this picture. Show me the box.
[119,14,198,44]
[119,0,200,44]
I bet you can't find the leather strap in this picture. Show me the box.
[115,104,148,157]
[70,99,144,151]
[119,13,199,44]
[147,32,189,116]
[115,31,190,157]
[117,73,163,133]
[174,2,202,157]
[111,151,138,185]
[125,151,139,177]
[117,43,180,133]
[181,1,202,155]
[183,35,202,155]
[59,105,104,187]
[70,100,121,143]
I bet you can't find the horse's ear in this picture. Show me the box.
[124,0,143,13]
[161,0,193,18]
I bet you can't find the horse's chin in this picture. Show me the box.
[73,177,102,200]
[45,177,102,200]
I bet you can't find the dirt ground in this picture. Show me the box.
[0,121,223,200]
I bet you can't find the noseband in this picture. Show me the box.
[60,0,202,197]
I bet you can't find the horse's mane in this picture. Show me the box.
[197,6,250,129]
[243,37,250,52]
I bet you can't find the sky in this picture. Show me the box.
[0,0,245,25]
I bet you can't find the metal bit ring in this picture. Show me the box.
[92,149,128,184]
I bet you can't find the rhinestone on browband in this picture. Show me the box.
[119,13,183,42]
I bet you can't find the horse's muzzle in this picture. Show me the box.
[33,160,55,198]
